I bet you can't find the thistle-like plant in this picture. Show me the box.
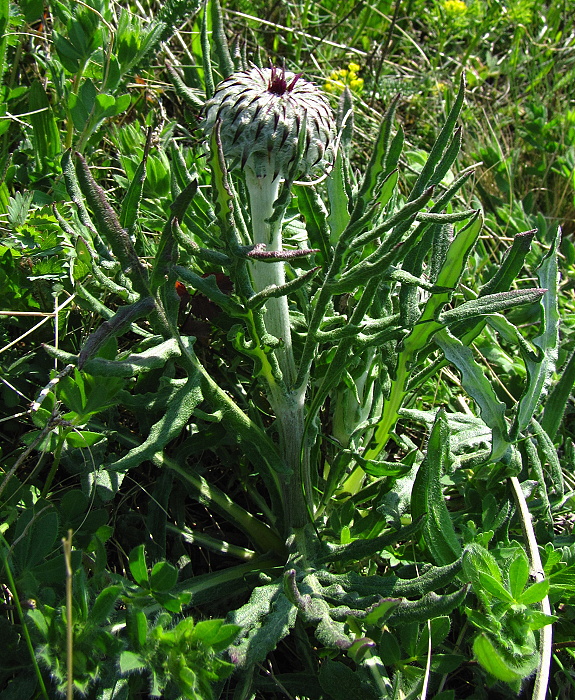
[203,65,334,385]
[36,6,560,695]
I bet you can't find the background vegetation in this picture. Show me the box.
[1,0,575,698]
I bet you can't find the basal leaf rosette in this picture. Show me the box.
[203,66,335,180]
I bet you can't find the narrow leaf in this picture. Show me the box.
[411,408,461,565]
[74,152,150,296]
[540,347,575,441]
[478,572,514,602]
[514,230,560,435]
[120,128,152,237]
[435,327,509,461]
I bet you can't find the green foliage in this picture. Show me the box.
[2,0,575,698]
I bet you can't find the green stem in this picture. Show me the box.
[274,386,309,532]
[64,66,87,150]
[347,618,392,699]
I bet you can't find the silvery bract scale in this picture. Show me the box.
[203,66,335,180]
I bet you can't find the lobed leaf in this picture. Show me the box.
[108,371,202,472]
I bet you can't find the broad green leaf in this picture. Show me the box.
[120,131,150,237]
[28,551,82,586]
[89,585,123,625]
[52,31,83,72]
[95,93,115,111]
[65,430,105,448]
[478,572,514,603]
[12,508,59,570]
[519,579,550,605]
[463,543,502,592]
[126,609,147,650]
[27,608,50,639]
[363,598,401,626]
[28,81,61,164]
[508,551,530,600]
[526,611,557,630]
[119,651,147,675]
[473,633,538,683]
[431,654,465,674]
[319,659,379,700]
[297,183,332,265]
[326,151,351,245]
[346,637,376,664]
[150,561,178,592]
[415,616,451,656]
[128,544,148,587]
[191,619,241,651]
[153,591,187,613]
[69,79,97,131]
[465,608,501,634]
[378,630,402,665]
[541,348,575,440]
[549,563,575,592]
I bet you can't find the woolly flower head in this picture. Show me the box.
[203,66,335,180]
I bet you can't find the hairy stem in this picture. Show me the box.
[245,169,296,386]
[245,169,309,531]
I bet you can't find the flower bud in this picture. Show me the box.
[203,66,335,180]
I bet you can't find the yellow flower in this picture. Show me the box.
[324,79,346,94]
[443,0,467,15]
[324,63,364,95]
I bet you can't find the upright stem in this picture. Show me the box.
[509,475,553,700]
[245,168,309,531]
[245,169,296,386]
[273,386,309,532]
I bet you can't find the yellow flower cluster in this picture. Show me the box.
[443,0,467,15]
[324,62,364,95]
